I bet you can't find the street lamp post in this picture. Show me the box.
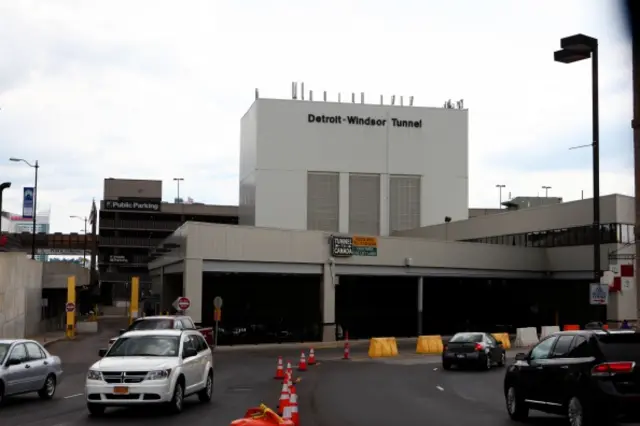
[173,177,184,203]
[71,215,88,266]
[554,33,600,283]
[542,186,552,198]
[9,158,39,259]
[496,184,506,208]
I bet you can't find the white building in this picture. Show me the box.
[239,98,468,236]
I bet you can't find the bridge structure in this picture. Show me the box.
[0,232,97,255]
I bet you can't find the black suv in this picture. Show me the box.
[504,329,640,425]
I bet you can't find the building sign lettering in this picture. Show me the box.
[352,235,378,256]
[109,255,129,263]
[104,200,160,212]
[331,236,353,257]
[308,114,422,129]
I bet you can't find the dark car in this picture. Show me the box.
[504,329,640,425]
[442,332,506,370]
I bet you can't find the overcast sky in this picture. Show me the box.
[0,0,633,233]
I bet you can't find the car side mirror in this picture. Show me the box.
[515,353,527,361]
[183,348,197,359]
[6,358,22,366]
[119,329,126,335]
[98,349,108,357]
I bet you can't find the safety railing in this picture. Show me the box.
[100,219,181,231]
[99,237,164,247]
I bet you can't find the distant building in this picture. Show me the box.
[97,178,238,305]
[2,210,51,262]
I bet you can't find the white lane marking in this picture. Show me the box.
[64,393,83,399]
[436,385,444,391]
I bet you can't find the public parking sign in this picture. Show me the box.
[65,302,76,312]
[589,283,609,305]
[173,297,191,311]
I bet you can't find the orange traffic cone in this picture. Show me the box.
[308,348,316,365]
[278,382,290,415]
[274,356,284,380]
[298,352,307,371]
[287,370,293,387]
[289,390,299,426]
[343,331,350,360]
[285,361,293,378]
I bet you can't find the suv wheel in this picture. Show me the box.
[442,361,452,370]
[483,354,492,370]
[506,386,529,421]
[169,381,184,414]
[198,371,213,403]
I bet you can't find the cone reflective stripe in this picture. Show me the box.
[298,352,307,371]
[275,356,285,379]
[278,383,290,415]
[308,348,316,365]
[289,392,299,426]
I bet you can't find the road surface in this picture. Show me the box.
[4,333,637,426]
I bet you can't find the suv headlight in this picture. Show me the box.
[146,369,171,380]
[87,370,103,381]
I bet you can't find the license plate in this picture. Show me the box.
[113,386,129,395]
[457,354,466,359]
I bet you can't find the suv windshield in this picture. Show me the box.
[450,333,484,343]
[598,332,640,361]
[0,343,10,364]
[106,336,180,357]
[128,319,173,331]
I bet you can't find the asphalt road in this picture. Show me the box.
[4,334,638,426]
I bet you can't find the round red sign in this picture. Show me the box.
[65,302,76,312]
[177,297,191,311]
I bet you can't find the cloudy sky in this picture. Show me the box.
[0,0,634,233]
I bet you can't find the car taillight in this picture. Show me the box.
[474,343,484,351]
[591,362,635,376]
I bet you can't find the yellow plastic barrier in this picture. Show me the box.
[492,333,511,349]
[416,335,444,354]
[368,337,399,358]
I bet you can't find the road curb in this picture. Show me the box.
[42,336,67,347]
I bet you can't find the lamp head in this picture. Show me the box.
[0,182,11,191]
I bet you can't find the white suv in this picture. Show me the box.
[85,329,213,416]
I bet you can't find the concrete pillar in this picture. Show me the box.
[321,263,336,342]
[379,174,390,236]
[417,276,424,336]
[339,173,349,233]
[183,259,203,324]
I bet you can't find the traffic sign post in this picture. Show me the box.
[213,297,223,348]
[65,276,76,339]
[172,296,191,313]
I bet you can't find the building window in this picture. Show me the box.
[349,173,381,235]
[389,175,421,233]
[307,172,339,232]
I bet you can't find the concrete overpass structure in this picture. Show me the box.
[0,232,96,255]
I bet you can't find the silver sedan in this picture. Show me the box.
[0,339,63,405]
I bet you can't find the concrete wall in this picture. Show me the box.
[42,262,90,289]
[393,194,629,241]
[167,222,549,274]
[0,252,43,338]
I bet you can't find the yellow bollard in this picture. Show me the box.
[129,277,139,325]
[65,276,76,339]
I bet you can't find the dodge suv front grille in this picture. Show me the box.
[102,371,148,384]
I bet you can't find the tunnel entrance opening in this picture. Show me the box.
[202,272,321,345]
[336,275,417,340]
[336,276,594,339]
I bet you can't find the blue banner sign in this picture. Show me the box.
[22,187,34,219]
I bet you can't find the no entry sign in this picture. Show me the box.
[174,297,191,311]
[65,302,76,313]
